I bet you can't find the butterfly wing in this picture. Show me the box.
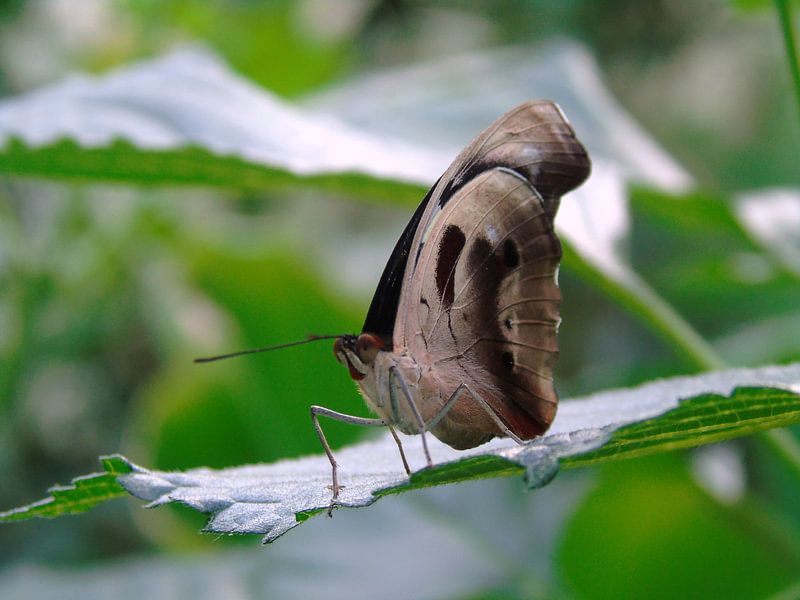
[394,101,590,447]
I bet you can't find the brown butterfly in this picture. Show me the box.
[318,100,591,506]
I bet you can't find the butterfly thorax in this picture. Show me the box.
[369,349,502,447]
[363,349,427,436]
[335,333,503,447]
[333,334,426,435]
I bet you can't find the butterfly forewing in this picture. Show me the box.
[439,102,590,219]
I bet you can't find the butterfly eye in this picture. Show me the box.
[356,333,384,364]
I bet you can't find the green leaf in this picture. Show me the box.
[565,387,800,468]
[0,456,131,522]
[728,0,772,10]
[0,137,424,204]
[3,364,799,542]
[0,42,689,197]
[0,48,438,203]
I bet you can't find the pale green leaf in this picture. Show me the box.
[3,364,798,543]
[0,456,131,521]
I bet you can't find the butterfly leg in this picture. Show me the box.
[388,366,433,468]
[388,426,412,475]
[310,405,388,515]
[425,384,525,445]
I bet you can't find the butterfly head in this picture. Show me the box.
[333,333,385,381]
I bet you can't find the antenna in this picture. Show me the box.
[193,334,342,364]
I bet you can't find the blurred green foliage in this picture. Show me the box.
[559,454,799,599]
[127,1,353,96]
[630,187,800,343]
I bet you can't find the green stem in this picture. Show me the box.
[775,0,800,124]
[563,244,725,371]
[563,243,800,483]
[760,428,800,484]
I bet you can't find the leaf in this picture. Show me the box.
[565,387,800,467]
[0,42,689,194]
[0,47,439,201]
[3,363,799,543]
[0,480,544,600]
[306,40,692,190]
[727,0,773,11]
[0,137,426,203]
[619,186,800,367]
[0,456,131,521]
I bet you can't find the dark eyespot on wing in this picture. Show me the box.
[503,239,519,268]
[468,237,494,273]
[435,225,466,309]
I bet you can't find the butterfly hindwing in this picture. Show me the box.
[409,168,560,443]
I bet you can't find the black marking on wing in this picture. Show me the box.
[464,236,509,380]
[438,160,490,208]
[503,238,519,268]
[435,225,466,309]
[362,178,440,344]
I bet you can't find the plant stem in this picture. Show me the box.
[760,428,800,484]
[776,0,800,125]
[563,245,726,371]
[564,243,800,484]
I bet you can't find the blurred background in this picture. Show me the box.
[1,1,799,598]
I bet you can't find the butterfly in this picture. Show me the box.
[318,100,591,507]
